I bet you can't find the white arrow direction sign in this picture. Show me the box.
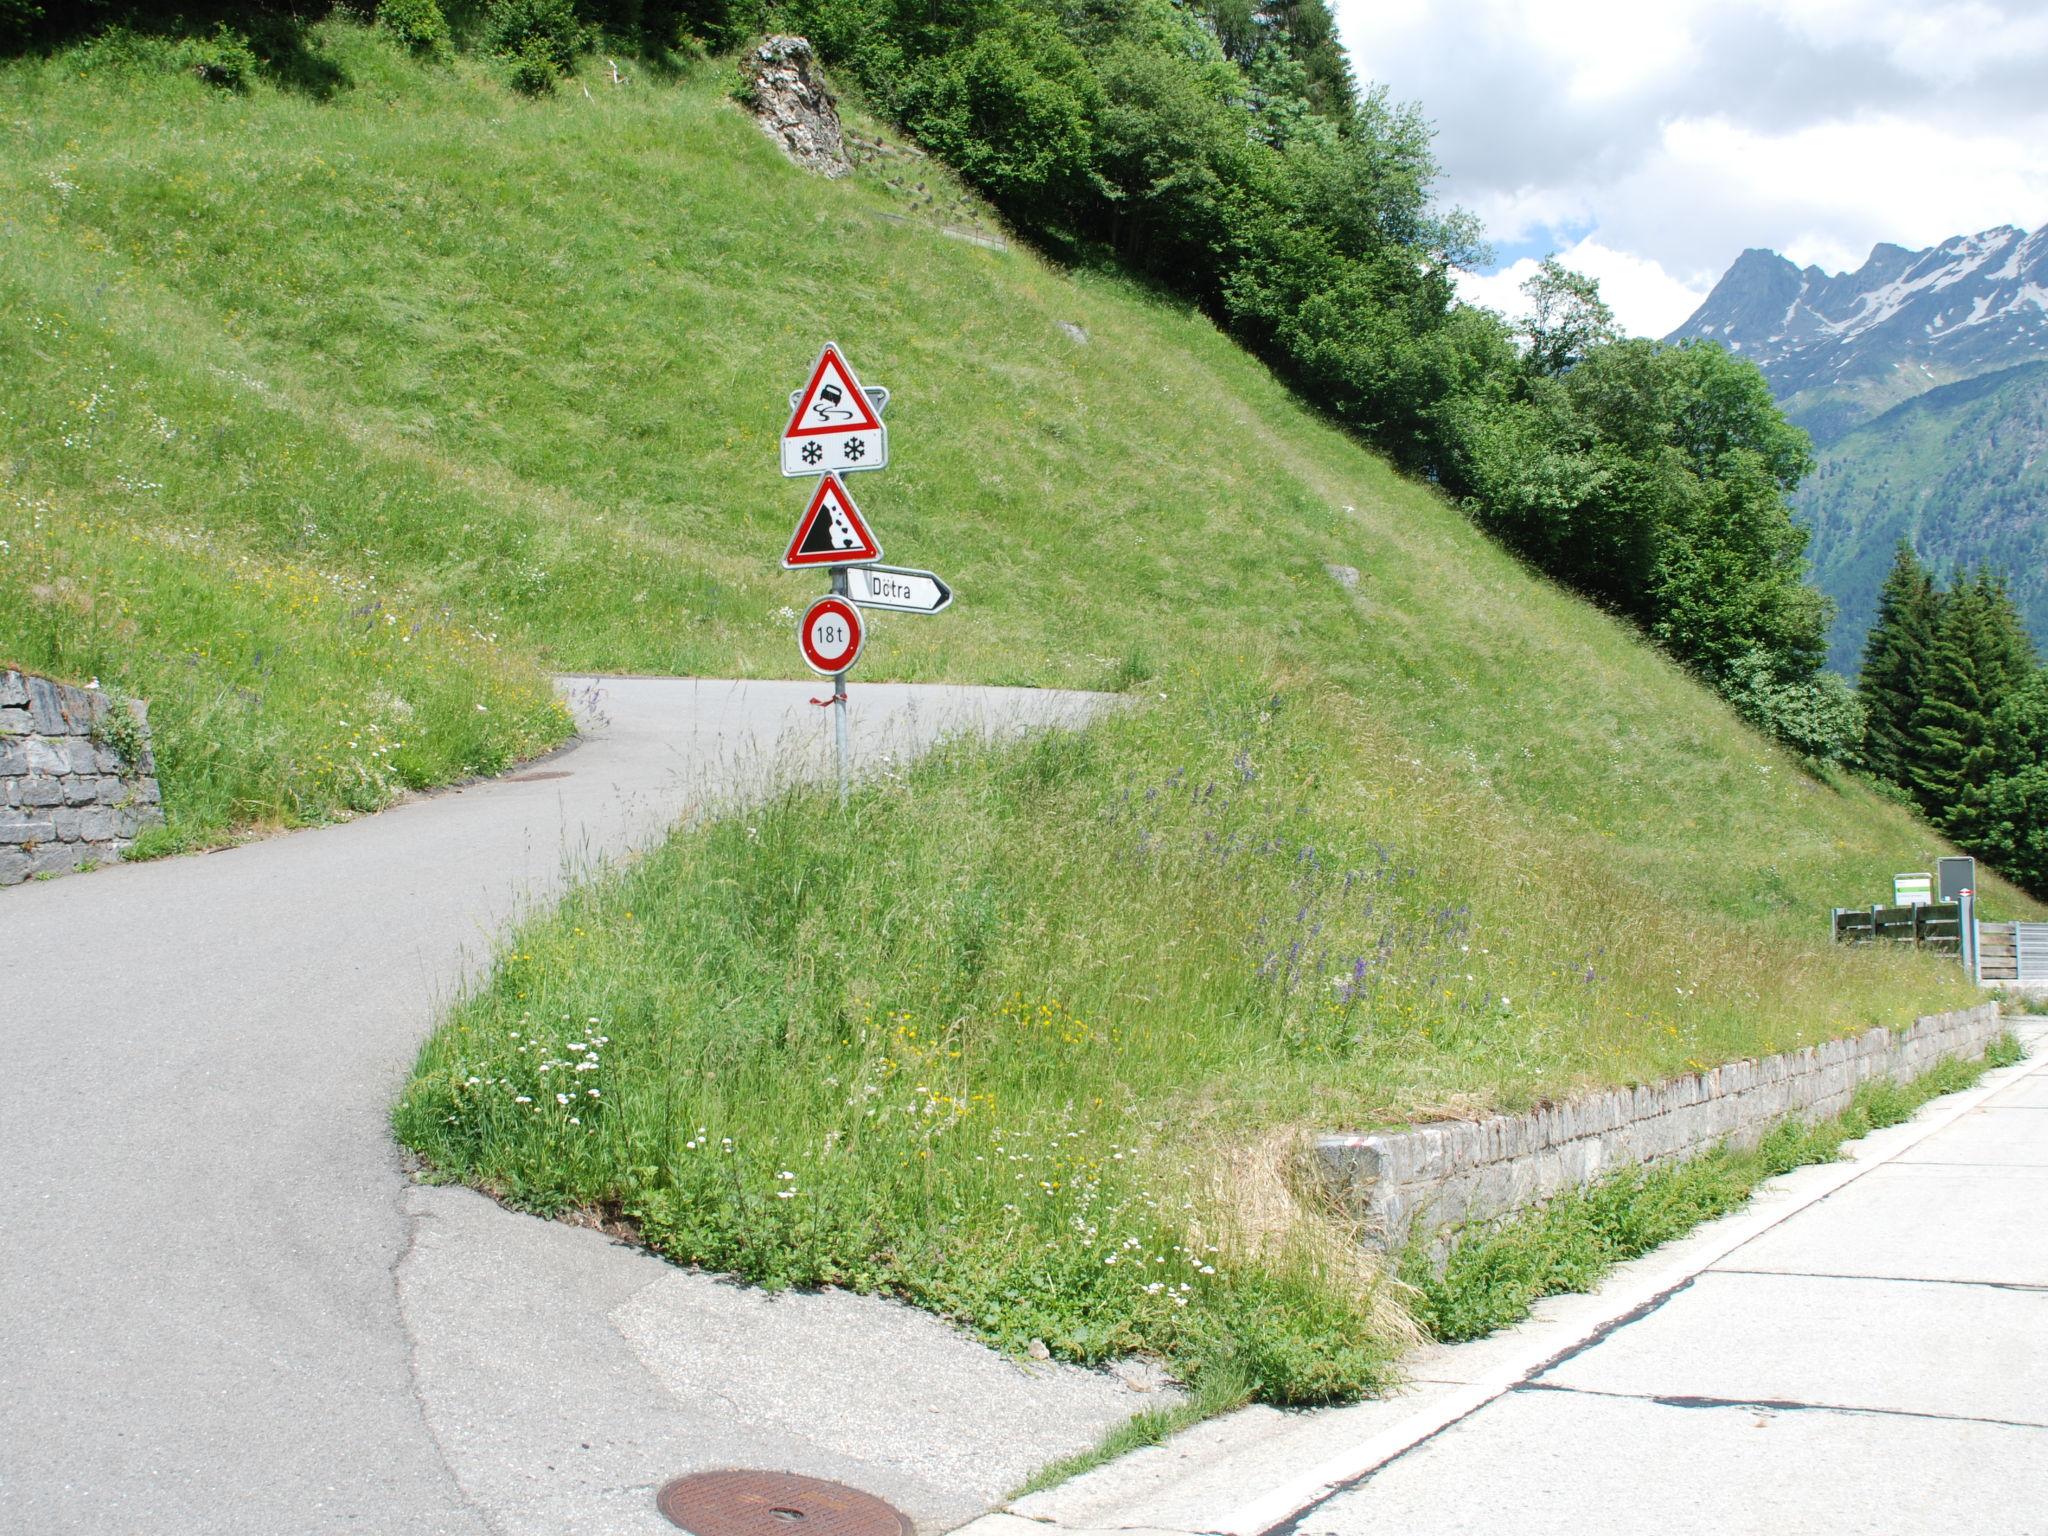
[846,564,953,614]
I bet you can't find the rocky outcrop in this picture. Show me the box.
[746,35,850,179]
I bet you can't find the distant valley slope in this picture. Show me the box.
[1668,226,2048,670]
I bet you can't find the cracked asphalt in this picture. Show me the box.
[0,678,1157,1536]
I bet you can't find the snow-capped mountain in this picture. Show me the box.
[1667,225,2048,443]
[1669,226,2048,671]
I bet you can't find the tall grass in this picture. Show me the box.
[398,682,1995,1404]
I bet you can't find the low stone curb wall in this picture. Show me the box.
[1,668,163,886]
[1315,1002,2004,1250]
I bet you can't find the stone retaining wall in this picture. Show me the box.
[1316,1002,2003,1250]
[0,668,162,886]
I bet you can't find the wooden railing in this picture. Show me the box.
[1831,902,1963,955]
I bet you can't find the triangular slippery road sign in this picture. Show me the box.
[782,473,882,568]
[781,342,889,476]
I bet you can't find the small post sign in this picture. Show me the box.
[1894,871,1933,907]
[774,341,954,804]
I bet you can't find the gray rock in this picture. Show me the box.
[0,847,27,885]
[97,776,128,805]
[78,807,116,843]
[26,675,68,734]
[63,776,99,806]
[0,740,25,776]
[1058,321,1090,344]
[0,670,26,708]
[0,818,51,845]
[51,807,82,842]
[0,707,30,736]
[747,35,851,179]
[19,777,63,808]
[1325,563,1361,589]
[29,841,85,876]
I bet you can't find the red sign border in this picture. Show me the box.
[784,343,885,439]
[798,595,865,676]
[782,472,883,569]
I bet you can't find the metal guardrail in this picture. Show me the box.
[2019,922,2048,982]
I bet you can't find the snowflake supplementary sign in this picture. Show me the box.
[781,342,888,477]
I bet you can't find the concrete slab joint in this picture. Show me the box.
[0,668,163,888]
[1316,1003,2006,1255]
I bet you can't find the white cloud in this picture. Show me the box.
[1336,0,2048,334]
[1458,240,1711,340]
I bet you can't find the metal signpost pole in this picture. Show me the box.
[779,342,946,811]
[1960,888,1979,983]
[830,566,851,807]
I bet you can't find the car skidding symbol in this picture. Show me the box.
[811,383,856,423]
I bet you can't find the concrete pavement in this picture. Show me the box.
[979,1020,2048,1536]
[0,678,1164,1536]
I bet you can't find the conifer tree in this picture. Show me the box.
[1973,669,2048,897]
[1856,542,1940,791]
[1909,567,2036,828]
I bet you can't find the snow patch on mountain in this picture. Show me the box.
[1666,223,2048,441]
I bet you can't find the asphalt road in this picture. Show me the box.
[0,678,1158,1536]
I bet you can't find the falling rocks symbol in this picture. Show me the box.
[783,473,881,569]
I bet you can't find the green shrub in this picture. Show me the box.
[379,0,450,56]
[486,0,584,74]
[186,24,258,91]
[1722,648,1866,765]
[507,35,560,93]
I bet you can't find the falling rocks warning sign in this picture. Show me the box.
[782,473,882,568]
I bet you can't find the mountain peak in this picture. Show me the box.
[1667,222,2048,442]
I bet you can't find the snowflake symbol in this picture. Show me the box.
[801,441,823,466]
[842,437,866,462]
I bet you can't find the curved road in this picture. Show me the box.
[0,679,1145,1536]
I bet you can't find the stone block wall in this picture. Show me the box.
[0,668,163,887]
[1316,1002,2004,1252]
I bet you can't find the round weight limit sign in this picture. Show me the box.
[798,594,865,676]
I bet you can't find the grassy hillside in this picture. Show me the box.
[5,19,2033,1405]
[1797,360,2048,672]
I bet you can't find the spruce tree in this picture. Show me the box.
[1974,669,2048,898]
[1974,566,2038,691]
[1856,542,1940,790]
[1909,567,2036,829]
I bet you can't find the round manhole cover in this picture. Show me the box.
[655,1470,913,1536]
